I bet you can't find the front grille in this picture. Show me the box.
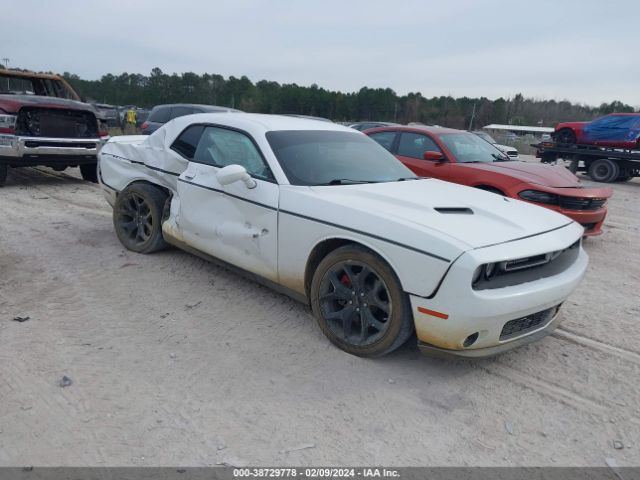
[558,197,606,211]
[473,240,581,290]
[500,306,559,341]
[24,140,97,149]
[507,151,518,157]
[16,107,98,138]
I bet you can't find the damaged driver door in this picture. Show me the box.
[175,125,279,282]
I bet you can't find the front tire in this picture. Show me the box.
[113,183,168,253]
[556,128,576,145]
[80,164,98,183]
[310,245,413,357]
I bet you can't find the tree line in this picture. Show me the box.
[63,68,637,129]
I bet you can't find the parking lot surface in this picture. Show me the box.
[0,160,639,466]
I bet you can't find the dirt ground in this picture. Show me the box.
[0,157,639,467]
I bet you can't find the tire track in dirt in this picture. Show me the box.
[553,328,640,366]
[6,168,108,214]
[478,363,610,416]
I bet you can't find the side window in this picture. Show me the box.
[369,131,397,152]
[148,107,171,123]
[194,126,273,181]
[398,133,441,159]
[171,106,195,119]
[171,125,205,160]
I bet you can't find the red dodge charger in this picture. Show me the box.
[366,126,612,236]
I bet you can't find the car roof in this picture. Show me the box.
[168,112,357,135]
[0,69,64,81]
[151,103,241,112]
[365,124,462,135]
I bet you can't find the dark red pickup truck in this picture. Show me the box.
[0,69,109,185]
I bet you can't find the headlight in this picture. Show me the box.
[472,263,498,286]
[484,262,497,279]
[0,114,17,131]
[519,190,558,205]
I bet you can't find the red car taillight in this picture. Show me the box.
[141,121,149,130]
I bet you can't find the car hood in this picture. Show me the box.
[459,161,580,188]
[280,179,574,254]
[0,94,97,114]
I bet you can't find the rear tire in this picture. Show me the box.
[615,168,634,182]
[80,164,98,183]
[0,164,7,187]
[310,245,413,357]
[588,158,619,183]
[556,128,576,145]
[113,183,168,254]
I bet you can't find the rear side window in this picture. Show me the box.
[171,125,205,160]
[369,131,397,152]
[148,106,172,123]
[398,133,441,159]
[171,107,196,119]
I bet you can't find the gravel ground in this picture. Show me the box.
[0,158,639,467]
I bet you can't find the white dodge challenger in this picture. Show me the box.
[98,113,587,358]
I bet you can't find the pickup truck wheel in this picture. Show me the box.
[616,168,634,182]
[556,128,576,145]
[588,158,619,183]
[0,164,7,187]
[80,164,98,183]
[114,183,168,254]
[310,245,413,357]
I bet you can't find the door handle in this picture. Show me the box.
[184,173,195,180]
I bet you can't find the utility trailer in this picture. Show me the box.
[533,142,640,183]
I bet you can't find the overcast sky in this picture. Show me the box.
[3,0,638,106]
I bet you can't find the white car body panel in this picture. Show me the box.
[99,113,587,356]
[493,143,519,159]
[177,162,280,281]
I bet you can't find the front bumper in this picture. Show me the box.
[546,205,607,236]
[418,308,562,358]
[0,135,107,165]
[409,223,588,357]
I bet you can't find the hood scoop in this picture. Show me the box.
[434,207,474,215]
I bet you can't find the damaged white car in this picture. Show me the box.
[98,113,587,358]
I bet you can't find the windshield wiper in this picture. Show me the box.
[317,178,379,186]
[397,176,426,181]
[491,153,510,162]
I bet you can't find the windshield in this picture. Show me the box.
[474,131,496,143]
[0,74,77,99]
[266,130,416,186]
[438,132,510,163]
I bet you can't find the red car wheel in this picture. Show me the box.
[556,128,576,145]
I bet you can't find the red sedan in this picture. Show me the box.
[554,113,640,149]
[365,126,612,236]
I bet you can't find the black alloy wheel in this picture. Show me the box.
[113,183,168,253]
[318,260,392,346]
